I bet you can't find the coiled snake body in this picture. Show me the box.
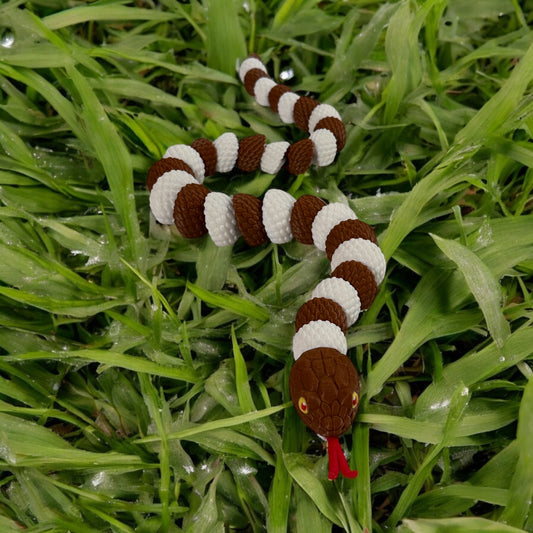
[148,55,386,480]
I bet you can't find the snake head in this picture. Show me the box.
[289,347,360,437]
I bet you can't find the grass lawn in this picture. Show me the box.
[0,0,532,531]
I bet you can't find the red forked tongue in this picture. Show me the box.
[327,437,358,480]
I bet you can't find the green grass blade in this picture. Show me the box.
[400,516,529,533]
[271,0,306,30]
[324,3,399,98]
[387,383,471,526]
[193,428,275,465]
[266,455,292,533]
[415,327,533,419]
[266,400,297,533]
[361,399,518,446]
[431,234,510,349]
[138,374,171,530]
[136,403,290,444]
[43,4,177,30]
[500,376,533,529]
[293,484,333,532]
[283,453,349,530]
[412,483,508,513]
[65,65,144,264]
[455,40,533,144]
[0,286,128,318]
[383,1,422,122]
[186,471,224,533]
[205,0,246,74]
[187,281,270,322]
[379,158,479,260]
[231,326,256,413]
[4,350,200,383]
[0,412,142,468]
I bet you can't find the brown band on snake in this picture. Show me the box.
[147,158,194,191]
[232,193,268,247]
[244,68,270,96]
[237,134,266,172]
[191,138,217,177]
[289,347,359,437]
[290,194,326,244]
[325,219,378,261]
[315,117,347,151]
[173,183,210,239]
[268,84,292,113]
[293,96,319,132]
[286,138,314,175]
[331,260,378,310]
[295,297,348,334]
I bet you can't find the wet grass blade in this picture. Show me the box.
[4,350,200,382]
[387,383,471,527]
[432,234,510,349]
[205,0,246,74]
[43,4,177,30]
[187,281,270,322]
[500,376,533,529]
[0,412,143,468]
[400,517,529,533]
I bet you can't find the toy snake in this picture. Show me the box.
[147,55,385,480]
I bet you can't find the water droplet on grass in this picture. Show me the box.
[476,218,493,247]
[429,398,450,410]
[238,462,257,475]
[90,471,107,487]
[280,68,294,81]
[183,463,195,474]
[0,30,15,49]
[0,440,17,464]
[85,255,102,266]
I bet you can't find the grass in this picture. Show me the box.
[0,0,532,531]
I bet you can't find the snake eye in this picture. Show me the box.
[298,397,308,414]
[352,391,359,409]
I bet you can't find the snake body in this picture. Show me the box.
[148,55,386,480]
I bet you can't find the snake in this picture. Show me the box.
[147,54,386,480]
